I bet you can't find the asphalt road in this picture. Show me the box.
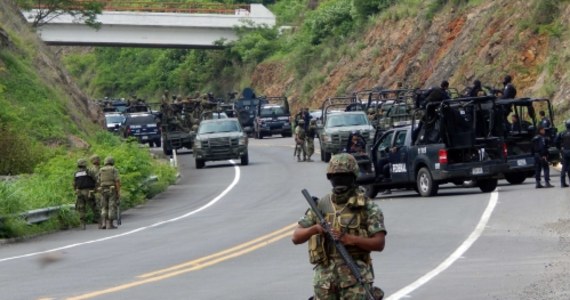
[0,137,569,300]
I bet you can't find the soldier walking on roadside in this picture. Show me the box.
[73,159,97,230]
[295,119,307,162]
[89,154,102,228]
[98,157,121,229]
[306,119,317,162]
[555,119,570,188]
[292,153,387,300]
[532,126,554,189]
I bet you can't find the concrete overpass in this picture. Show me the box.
[21,4,275,48]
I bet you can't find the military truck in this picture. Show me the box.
[495,98,559,184]
[192,118,249,169]
[254,96,292,139]
[159,102,196,156]
[234,88,268,136]
[317,97,375,162]
[361,96,509,198]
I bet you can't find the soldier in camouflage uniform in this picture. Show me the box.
[98,156,121,229]
[306,119,317,162]
[89,154,102,228]
[73,159,97,230]
[292,153,387,300]
[295,119,308,162]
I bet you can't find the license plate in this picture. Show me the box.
[142,136,148,140]
[472,167,483,175]
[516,159,527,166]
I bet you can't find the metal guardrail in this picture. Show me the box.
[0,204,74,225]
[0,176,159,225]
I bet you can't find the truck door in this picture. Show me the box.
[389,129,410,183]
[372,130,394,179]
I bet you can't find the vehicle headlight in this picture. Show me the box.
[239,136,247,145]
[194,139,202,149]
[321,133,330,143]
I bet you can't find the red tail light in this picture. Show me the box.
[439,149,448,164]
[502,143,508,158]
[126,126,131,135]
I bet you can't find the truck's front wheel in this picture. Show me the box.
[478,178,498,192]
[240,153,249,166]
[504,173,526,185]
[195,158,205,169]
[163,143,172,156]
[417,167,438,197]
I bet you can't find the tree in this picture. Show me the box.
[17,0,104,28]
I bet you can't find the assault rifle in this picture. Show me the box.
[301,189,375,300]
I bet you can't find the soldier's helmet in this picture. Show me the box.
[77,159,87,168]
[104,156,115,165]
[566,119,570,129]
[368,108,375,114]
[326,153,359,179]
[90,154,100,164]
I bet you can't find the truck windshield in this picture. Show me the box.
[199,121,240,134]
[326,114,368,128]
[260,107,285,117]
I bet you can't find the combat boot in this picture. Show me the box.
[106,219,117,229]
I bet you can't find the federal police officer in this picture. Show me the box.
[532,126,554,188]
[555,119,570,188]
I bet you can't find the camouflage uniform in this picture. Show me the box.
[98,156,121,229]
[306,120,317,161]
[89,155,101,226]
[73,159,97,229]
[295,119,307,162]
[298,154,387,300]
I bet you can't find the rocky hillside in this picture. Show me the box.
[252,0,570,123]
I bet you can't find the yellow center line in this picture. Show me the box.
[139,223,297,278]
[65,223,297,300]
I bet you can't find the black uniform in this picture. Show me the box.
[555,130,570,187]
[502,83,517,99]
[532,133,552,188]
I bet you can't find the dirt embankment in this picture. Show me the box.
[0,0,102,130]
[253,0,569,117]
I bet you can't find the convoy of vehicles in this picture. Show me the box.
[101,86,562,197]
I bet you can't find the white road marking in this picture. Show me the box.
[0,161,241,263]
[386,189,499,300]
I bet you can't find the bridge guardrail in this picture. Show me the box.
[35,1,251,14]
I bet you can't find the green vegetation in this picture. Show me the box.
[0,8,178,238]
[0,133,177,238]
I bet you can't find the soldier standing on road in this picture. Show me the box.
[295,119,307,162]
[555,119,570,188]
[306,119,317,162]
[98,156,121,229]
[292,153,387,300]
[73,159,97,230]
[532,126,554,189]
[89,155,102,228]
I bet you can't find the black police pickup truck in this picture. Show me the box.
[496,98,559,184]
[362,96,509,198]
[120,112,161,147]
[254,96,291,139]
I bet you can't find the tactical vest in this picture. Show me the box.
[308,192,371,266]
[561,131,570,150]
[74,169,96,190]
[99,166,116,187]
